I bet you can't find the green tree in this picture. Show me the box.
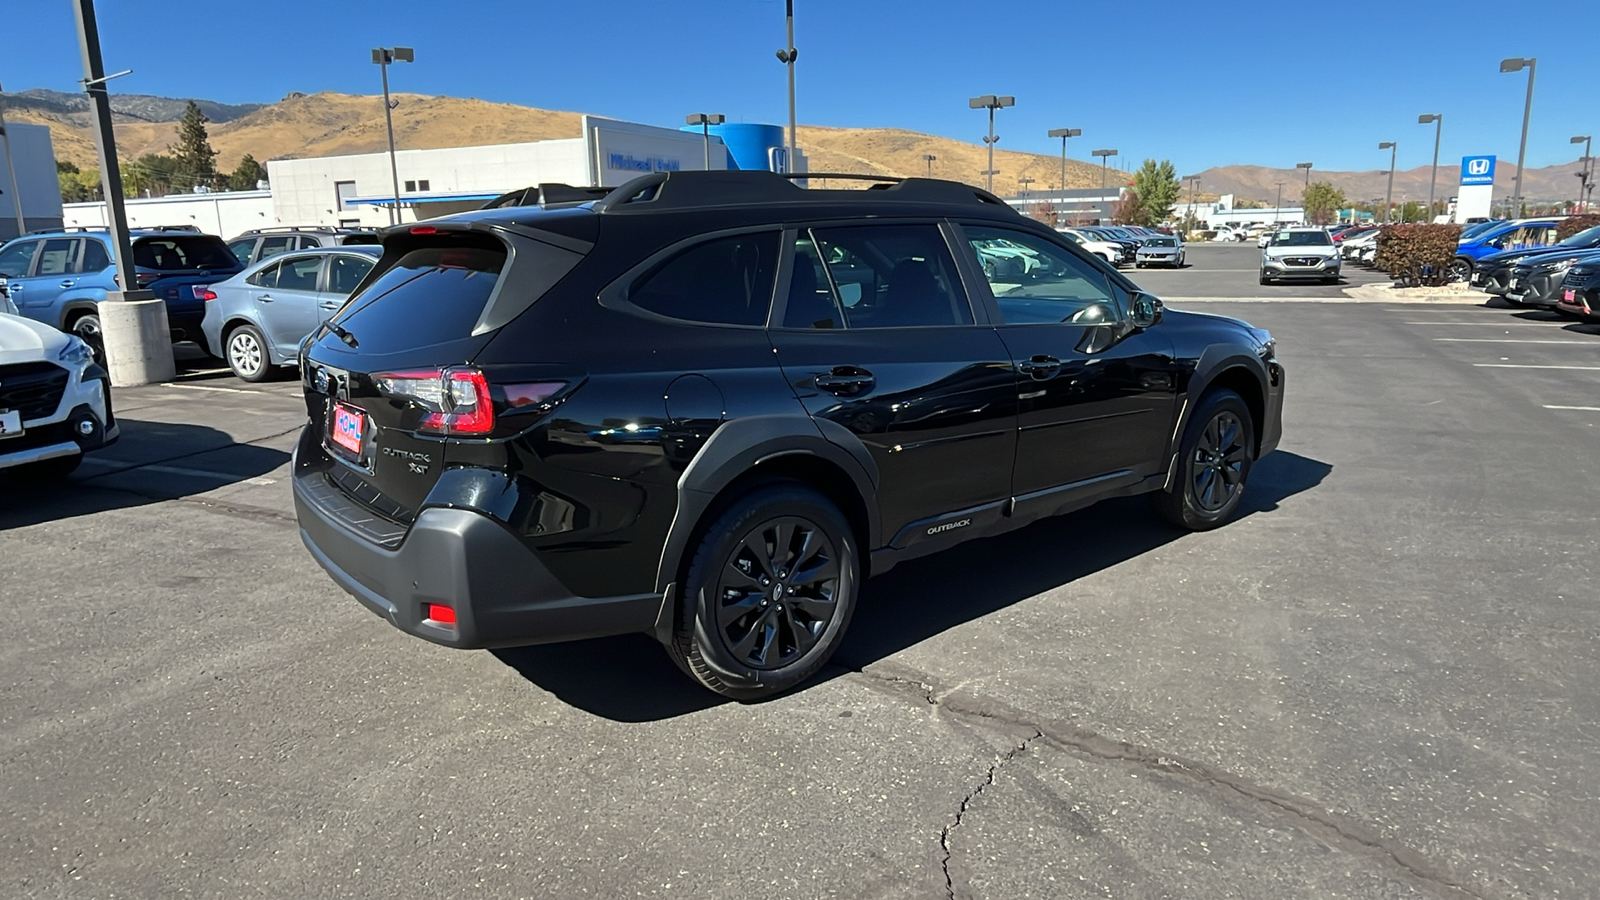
[1131,159,1182,225]
[228,154,268,191]
[56,160,80,174]
[172,100,218,189]
[1302,181,1346,226]
[58,168,101,203]
[122,153,183,197]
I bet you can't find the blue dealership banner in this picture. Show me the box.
[1460,156,1496,186]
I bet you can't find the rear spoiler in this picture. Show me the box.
[481,183,615,210]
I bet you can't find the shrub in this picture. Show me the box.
[1556,215,1600,242]
[1374,223,1463,287]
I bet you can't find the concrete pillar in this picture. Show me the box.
[101,292,176,386]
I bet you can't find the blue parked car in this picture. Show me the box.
[0,227,243,354]
[1452,218,1560,281]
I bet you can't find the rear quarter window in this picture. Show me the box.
[622,231,780,326]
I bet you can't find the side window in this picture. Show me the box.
[963,225,1119,325]
[782,238,844,329]
[0,240,37,277]
[80,239,112,274]
[259,236,295,260]
[36,239,78,277]
[227,238,256,265]
[247,260,282,288]
[327,255,375,295]
[627,231,780,326]
[296,235,325,250]
[275,255,322,292]
[806,224,972,329]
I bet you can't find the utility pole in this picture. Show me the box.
[969,94,1014,193]
[0,81,25,238]
[372,47,413,226]
[73,0,173,386]
[1572,136,1593,212]
[775,1,798,172]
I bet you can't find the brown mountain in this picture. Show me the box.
[16,90,1116,192]
[1196,160,1590,206]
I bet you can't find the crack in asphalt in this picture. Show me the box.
[848,665,1489,900]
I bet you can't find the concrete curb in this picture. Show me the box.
[1341,283,1485,304]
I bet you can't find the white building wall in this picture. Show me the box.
[0,121,66,240]
[62,190,275,237]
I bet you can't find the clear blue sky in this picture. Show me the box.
[7,0,1596,174]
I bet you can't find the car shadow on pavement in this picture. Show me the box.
[0,418,289,530]
[493,450,1332,722]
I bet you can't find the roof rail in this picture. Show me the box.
[480,183,616,210]
[241,225,375,235]
[592,170,1012,213]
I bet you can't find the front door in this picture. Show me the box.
[7,238,82,326]
[768,222,1017,550]
[957,223,1178,508]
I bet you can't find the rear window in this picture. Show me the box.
[332,244,506,354]
[132,236,239,271]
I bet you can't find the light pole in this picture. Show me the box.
[1184,174,1200,225]
[1018,176,1034,209]
[1047,127,1080,193]
[1274,181,1287,223]
[1379,141,1397,224]
[1500,57,1537,218]
[923,153,936,177]
[1416,115,1443,222]
[1296,161,1313,189]
[969,95,1014,193]
[1572,135,1593,212]
[0,80,26,238]
[775,0,797,171]
[686,114,725,170]
[1092,148,1117,191]
[372,46,413,226]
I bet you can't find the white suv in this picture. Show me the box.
[0,313,119,479]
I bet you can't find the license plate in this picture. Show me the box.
[1565,289,1577,302]
[0,409,21,439]
[331,403,365,454]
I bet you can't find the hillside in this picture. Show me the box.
[1197,160,1588,207]
[15,89,1117,193]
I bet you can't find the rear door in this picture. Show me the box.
[956,222,1178,511]
[319,253,376,323]
[252,254,324,358]
[768,221,1017,549]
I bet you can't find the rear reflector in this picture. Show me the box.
[426,603,456,625]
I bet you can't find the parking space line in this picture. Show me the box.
[1473,364,1600,370]
[1545,405,1600,411]
[1435,337,1596,344]
[160,382,260,394]
[1404,321,1567,326]
[78,458,278,485]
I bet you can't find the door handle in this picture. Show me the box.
[59,280,76,289]
[814,366,875,396]
[256,293,275,303]
[1018,355,1062,380]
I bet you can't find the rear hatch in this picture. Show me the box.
[131,235,244,320]
[301,223,588,522]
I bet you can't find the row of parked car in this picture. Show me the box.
[1461,219,1600,321]
[1056,225,1187,268]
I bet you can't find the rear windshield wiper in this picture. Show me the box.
[325,322,359,348]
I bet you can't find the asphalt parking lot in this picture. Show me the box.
[4,245,1599,899]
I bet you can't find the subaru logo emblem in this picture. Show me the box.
[314,368,331,394]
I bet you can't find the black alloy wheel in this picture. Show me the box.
[668,483,859,699]
[1450,258,1473,282]
[1153,388,1255,530]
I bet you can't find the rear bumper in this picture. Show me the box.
[292,446,664,650]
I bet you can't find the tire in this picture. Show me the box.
[1153,389,1255,531]
[69,313,105,365]
[666,483,859,700]
[225,323,272,383]
[1259,271,1271,285]
[1450,258,1472,282]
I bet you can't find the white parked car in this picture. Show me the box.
[0,312,119,479]
[1057,228,1123,266]
[1213,228,1242,243]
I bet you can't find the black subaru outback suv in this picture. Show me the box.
[294,171,1283,699]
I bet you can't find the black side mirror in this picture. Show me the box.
[1130,291,1163,329]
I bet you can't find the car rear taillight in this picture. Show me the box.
[374,368,566,437]
[135,272,160,288]
[194,286,218,301]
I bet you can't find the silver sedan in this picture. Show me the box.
[1135,236,1185,268]
[200,246,380,381]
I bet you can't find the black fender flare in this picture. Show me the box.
[652,414,879,596]
[58,300,102,331]
[1163,347,1269,491]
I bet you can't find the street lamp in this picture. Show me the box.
[775,0,797,172]
[371,46,413,226]
[1185,174,1200,224]
[1047,127,1080,193]
[969,94,1014,193]
[1500,57,1537,218]
[1091,148,1117,190]
[923,153,936,177]
[1018,176,1034,206]
[1379,141,1397,224]
[685,113,725,170]
[1296,161,1313,189]
[1417,114,1442,221]
[1573,135,1593,211]
[1274,181,1287,223]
